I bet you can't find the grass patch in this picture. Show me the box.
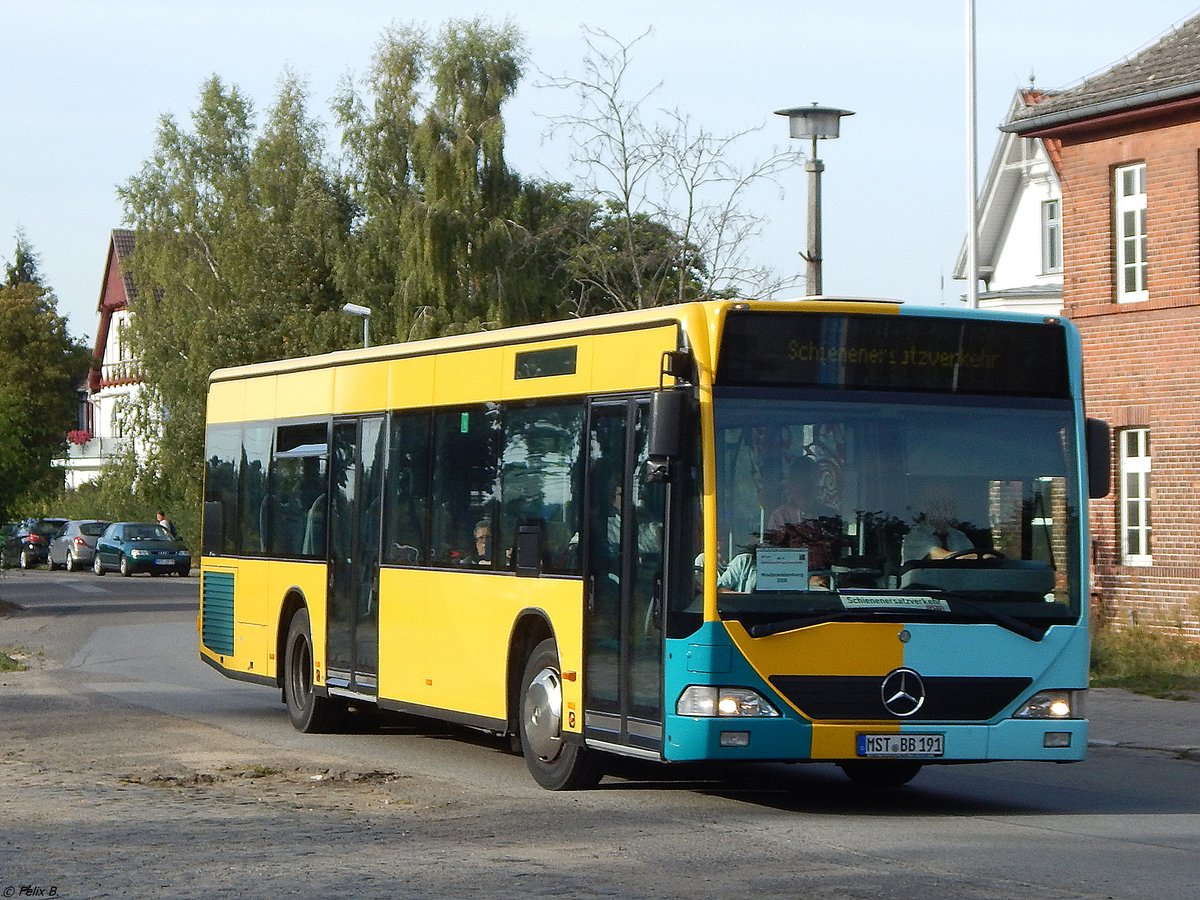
[0,649,27,672]
[1091,627,1200,699]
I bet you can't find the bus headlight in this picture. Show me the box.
[1014,690,1084,719]
[676,686,780,718]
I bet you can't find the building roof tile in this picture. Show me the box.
[1008,14,1200,130]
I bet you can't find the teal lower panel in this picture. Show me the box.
[664,714,811,762]
[978,718,1087,761]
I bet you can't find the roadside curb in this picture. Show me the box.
[1089,738,1200,760]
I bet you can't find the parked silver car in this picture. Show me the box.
[47,520,111,572]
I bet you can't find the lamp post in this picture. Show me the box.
[775,103,854,296]
[341,302,372,348]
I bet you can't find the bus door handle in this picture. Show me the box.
[587,575,596,613]
[651,574,663,621]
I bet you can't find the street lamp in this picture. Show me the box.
[341,302,372,349]
[775,103,854,296]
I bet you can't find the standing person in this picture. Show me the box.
[156,510,178,539]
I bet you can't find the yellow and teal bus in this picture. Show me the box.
[199,299,1109,790]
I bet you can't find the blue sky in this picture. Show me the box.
[5,1,1200,345]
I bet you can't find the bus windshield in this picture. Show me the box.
[712,389,1081,637]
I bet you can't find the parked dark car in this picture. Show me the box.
[48,520,112,572]
[93,521,191,577]
[2,517,69,569]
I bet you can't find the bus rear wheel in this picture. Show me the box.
[838,761,922,788]
[518,639,603,791]
[284,608,344,733]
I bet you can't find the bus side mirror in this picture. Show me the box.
[647,390,687,482]
[649,391,685,459]
[1086,418,1111,499]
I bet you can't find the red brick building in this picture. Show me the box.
[1008,18,1200,636]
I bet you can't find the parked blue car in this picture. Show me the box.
[93,522,191,577]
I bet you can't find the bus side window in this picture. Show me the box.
[499,402,584,575]
[384,412,431,566]
[204,424,241,556]
[430,406,499,567]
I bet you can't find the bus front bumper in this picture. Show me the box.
[662,715,1088,764]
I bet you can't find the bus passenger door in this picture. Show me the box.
[327,416,384,695]
[584,398,666,754]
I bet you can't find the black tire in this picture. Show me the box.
[284,608,344,733]
[518,638,603,790]
[119,555,133,577]
[65,553,78,573]
[93,554,105,576]
[19,549,33,570]
[48,554,61,571]
[176,566,190,577]
[838,761,923,788]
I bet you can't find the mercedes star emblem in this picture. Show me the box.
[881,667,926,718]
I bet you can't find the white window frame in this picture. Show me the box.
[1114,163,1148,303]
[1119,428,1151,566]
[1041,198,1062,274]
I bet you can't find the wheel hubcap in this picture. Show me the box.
[524,667,564,762]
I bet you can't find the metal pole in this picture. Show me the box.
[807,134,824,296]
[363,318,370,349]
[966,0,979,308]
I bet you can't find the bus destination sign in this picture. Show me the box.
[716,312,1070,398]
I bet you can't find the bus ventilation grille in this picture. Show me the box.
[201,571,235,656]
[769,675,1032,722]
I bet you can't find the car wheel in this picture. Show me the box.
[19,549,34,570]
[65,552,77,573]
[93,554,105,576]
[48,554,60,571]
[119,555,133,577]
[176,566,191,577]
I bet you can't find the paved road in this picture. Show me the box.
[1,568,1199,899]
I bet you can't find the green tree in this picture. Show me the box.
[335,19,577,341]
[117,74,351,533]
[543,28,802,307]
[0,234,90,520]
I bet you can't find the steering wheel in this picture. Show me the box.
[943,549,1004,561]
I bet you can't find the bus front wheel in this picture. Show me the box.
[518,639,603,791]
[838,761,922,788]
[284,608,344,733]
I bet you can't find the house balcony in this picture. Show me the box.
[100,359,142,386]
[65,436,130,461]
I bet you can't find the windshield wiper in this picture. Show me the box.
[936,593,1045,641]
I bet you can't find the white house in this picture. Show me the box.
[58,229,145,488]
[956,90,1064,315]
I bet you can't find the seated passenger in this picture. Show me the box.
[462,519,492,566]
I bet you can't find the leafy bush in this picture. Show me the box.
[1091,626,1200,699]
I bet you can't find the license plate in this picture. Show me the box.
[857,733,944,757]
[154,559,175,565]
